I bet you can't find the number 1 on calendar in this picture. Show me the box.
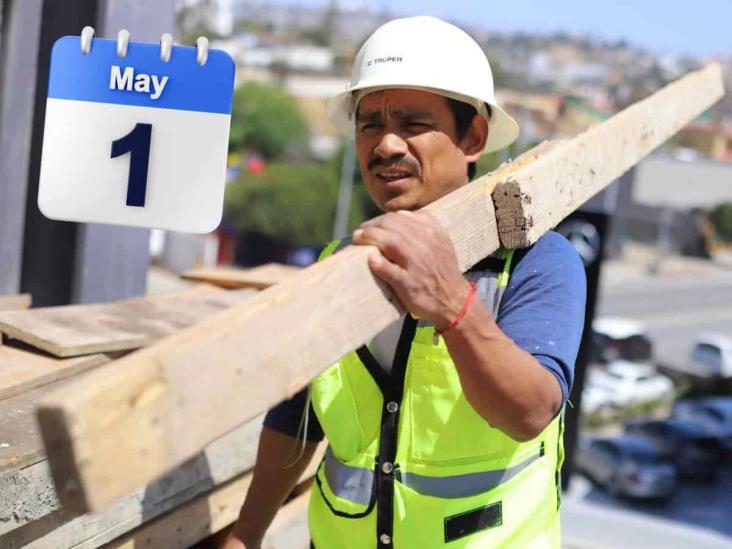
[111,122,152,208]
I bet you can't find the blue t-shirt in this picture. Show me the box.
[264,231,587,442]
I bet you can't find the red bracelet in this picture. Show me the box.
[436,282,478,336]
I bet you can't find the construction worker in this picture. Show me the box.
[224,16,586,548]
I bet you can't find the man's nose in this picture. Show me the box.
[373,131,408,160]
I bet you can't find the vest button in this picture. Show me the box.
[386,401,399,413]
[381,461,394,474]
[380,533,392,545]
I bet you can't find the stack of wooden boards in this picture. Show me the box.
[0,263,310,549]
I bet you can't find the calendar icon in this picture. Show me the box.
[38,28,235,233]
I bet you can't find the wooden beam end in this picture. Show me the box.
[492,178,533,249]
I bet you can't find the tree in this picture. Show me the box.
[176,0,221,43]
[229,81,309,160]
[708,202,732,242]
[224,158,368,246]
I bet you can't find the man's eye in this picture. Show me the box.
[408,122,430,129]
[359,123,380,131]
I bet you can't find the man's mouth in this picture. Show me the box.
[376,170,413,183]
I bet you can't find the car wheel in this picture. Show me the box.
[653,494,674,506]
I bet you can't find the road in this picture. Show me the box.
[562,472,732,549]
[596,262,732,369]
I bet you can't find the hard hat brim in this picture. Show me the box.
[326,85,519,154]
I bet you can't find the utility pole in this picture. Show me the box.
[332,140,356,240]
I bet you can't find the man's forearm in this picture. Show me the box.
[442,292,563,442]
[225,427,319,548]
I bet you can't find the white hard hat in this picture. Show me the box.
[326,16,519,153]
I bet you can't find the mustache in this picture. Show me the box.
[367,155,420,174]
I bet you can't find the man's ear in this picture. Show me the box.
[460,115,489,162]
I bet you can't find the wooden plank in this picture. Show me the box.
[105,479,312,549]
[493,63,725,248]
[182,263,302,290]
[0,295,32,347]
[107,445,324,549]
[0,417,264,547]
[0,344,109,402]
[0,286,256,357]
[0,294,32,311]
[0,380,62,473]
[36,64,725,513]
[106,472,256,549]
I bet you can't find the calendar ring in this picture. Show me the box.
[160,33,174,62]
[196,37,209,66]
[80,26,95,54]
[116,29,130,57]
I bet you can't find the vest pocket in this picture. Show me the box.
[392,451,554,548]
[406,344,524,465]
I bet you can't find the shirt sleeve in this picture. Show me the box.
[263,387,325,442]
[496,231,587,402]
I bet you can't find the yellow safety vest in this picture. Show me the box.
[308,240,564,548]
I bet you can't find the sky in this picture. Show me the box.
[262,0,731,57]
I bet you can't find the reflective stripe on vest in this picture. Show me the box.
[325,444,545,503]
[324,446,373,506]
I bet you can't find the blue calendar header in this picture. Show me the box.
[48,36,235,115]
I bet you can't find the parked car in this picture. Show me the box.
[581,383,614,415]
[624,419,721,481]
[583,361,674,410]
[673,396,732,456]
[591,316,653,364]
[688,333,732,378]
[575,435,676,500]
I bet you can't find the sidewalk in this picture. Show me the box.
[562,476,731,549]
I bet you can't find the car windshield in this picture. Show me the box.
[692,344,723,370]
[608,335,652,361]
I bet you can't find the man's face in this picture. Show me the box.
[355,89,480,212]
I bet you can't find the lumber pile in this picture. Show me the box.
[0,294,32,312]
[32,64,724,516]
[0,285,255,357]
[0,279,312,548]
[183,263,302,290]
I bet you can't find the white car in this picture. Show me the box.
[583,360,674,410]
[581,383,615,414]
[688,333,732,378]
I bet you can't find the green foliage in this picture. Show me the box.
[708,202,732,242]
[175,0,224,44]
[229,81,308,160]
[224,158,370,246]
[473,139,547,179]
[474,151,502,177]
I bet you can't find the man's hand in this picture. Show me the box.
[352,210,471,329]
